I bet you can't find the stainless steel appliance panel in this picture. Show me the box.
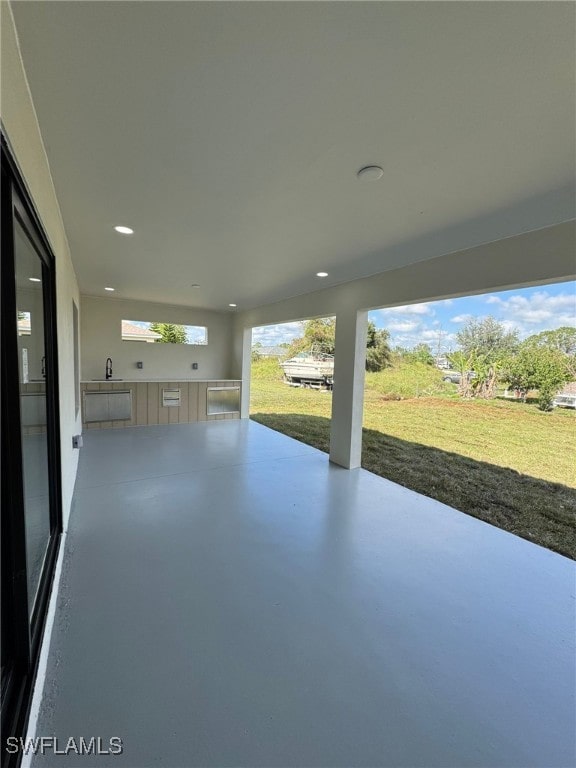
[83,392,110,423]
[83,390,132,422]
[207,387,240,415]
[108,391,132,420]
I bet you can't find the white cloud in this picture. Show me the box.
[387,320,420,333]
[483,289,576,336]
[370,301,435,341]
[252,322,302,346]
[450,314,473,324]
[500,320,520,334]
[379,302,434,316]
[421,329,456,344]
[389,327,457,353]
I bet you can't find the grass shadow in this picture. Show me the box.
[251,412,576,560]
[495,395,539,406]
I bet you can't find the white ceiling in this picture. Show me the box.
[12,1,575,311]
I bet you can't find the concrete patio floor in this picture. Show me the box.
[31,420,575,767]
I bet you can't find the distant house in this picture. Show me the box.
[434,356,451,370]
[255,345,286,358]
[121,320,162,343]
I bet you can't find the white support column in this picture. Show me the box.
[238,326,252,419]
[329,309,368,469]
[230,320,252,419]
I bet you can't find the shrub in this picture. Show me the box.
[537,386,556,413]
[503,344,572,412]
[251,358,284,381]
[366,361,450,400]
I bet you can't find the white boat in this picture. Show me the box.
[553,382,576,409]
[281,350,334,388]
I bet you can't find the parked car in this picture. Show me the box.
[442,370,476,384]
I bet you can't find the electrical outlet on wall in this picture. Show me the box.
[192,362,198,370]
[136,361,143,369]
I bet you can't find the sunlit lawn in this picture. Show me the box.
[250,373,576,559]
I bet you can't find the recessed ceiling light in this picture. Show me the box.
[357,165,384,181]
[104,287,115,292]
[316,272,328,278]
[229,303,237,307]
[114,225,134,235]
[29,277,41,282]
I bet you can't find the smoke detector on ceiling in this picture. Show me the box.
[357,165,384,181]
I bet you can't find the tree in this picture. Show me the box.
[251,342,263,362]
[365,321,391,372]
[523,327,576,357]
[522,327,576,380]
[447,350,475,397]
[457,316,519,359]
[286,317,337,357]
[455,317,519,398]
[503,344,572,411]
[286,317,391,372]
[401,343,435,366]
[149,322,187,344]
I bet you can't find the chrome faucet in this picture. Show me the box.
[105,358,113,380]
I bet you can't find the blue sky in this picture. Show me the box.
[252,280,576,353]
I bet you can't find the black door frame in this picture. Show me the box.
[1,133,63,768]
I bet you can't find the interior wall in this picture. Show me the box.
[1,3,81,525]
[80,295,234,381]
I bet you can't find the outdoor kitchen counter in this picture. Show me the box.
[80,380,241,428]
[80,379,243,383]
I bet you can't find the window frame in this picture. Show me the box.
[1,132,63,766]
[120,318,208,346]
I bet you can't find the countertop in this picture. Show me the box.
[81,378,241,384]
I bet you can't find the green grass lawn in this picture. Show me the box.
[250,365,576,559]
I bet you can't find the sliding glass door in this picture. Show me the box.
[14,218,53,617]
[1,135,62,766]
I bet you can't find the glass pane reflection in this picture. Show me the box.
[15,219,51,616]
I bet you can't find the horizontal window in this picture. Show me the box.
[121,319,207,345]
